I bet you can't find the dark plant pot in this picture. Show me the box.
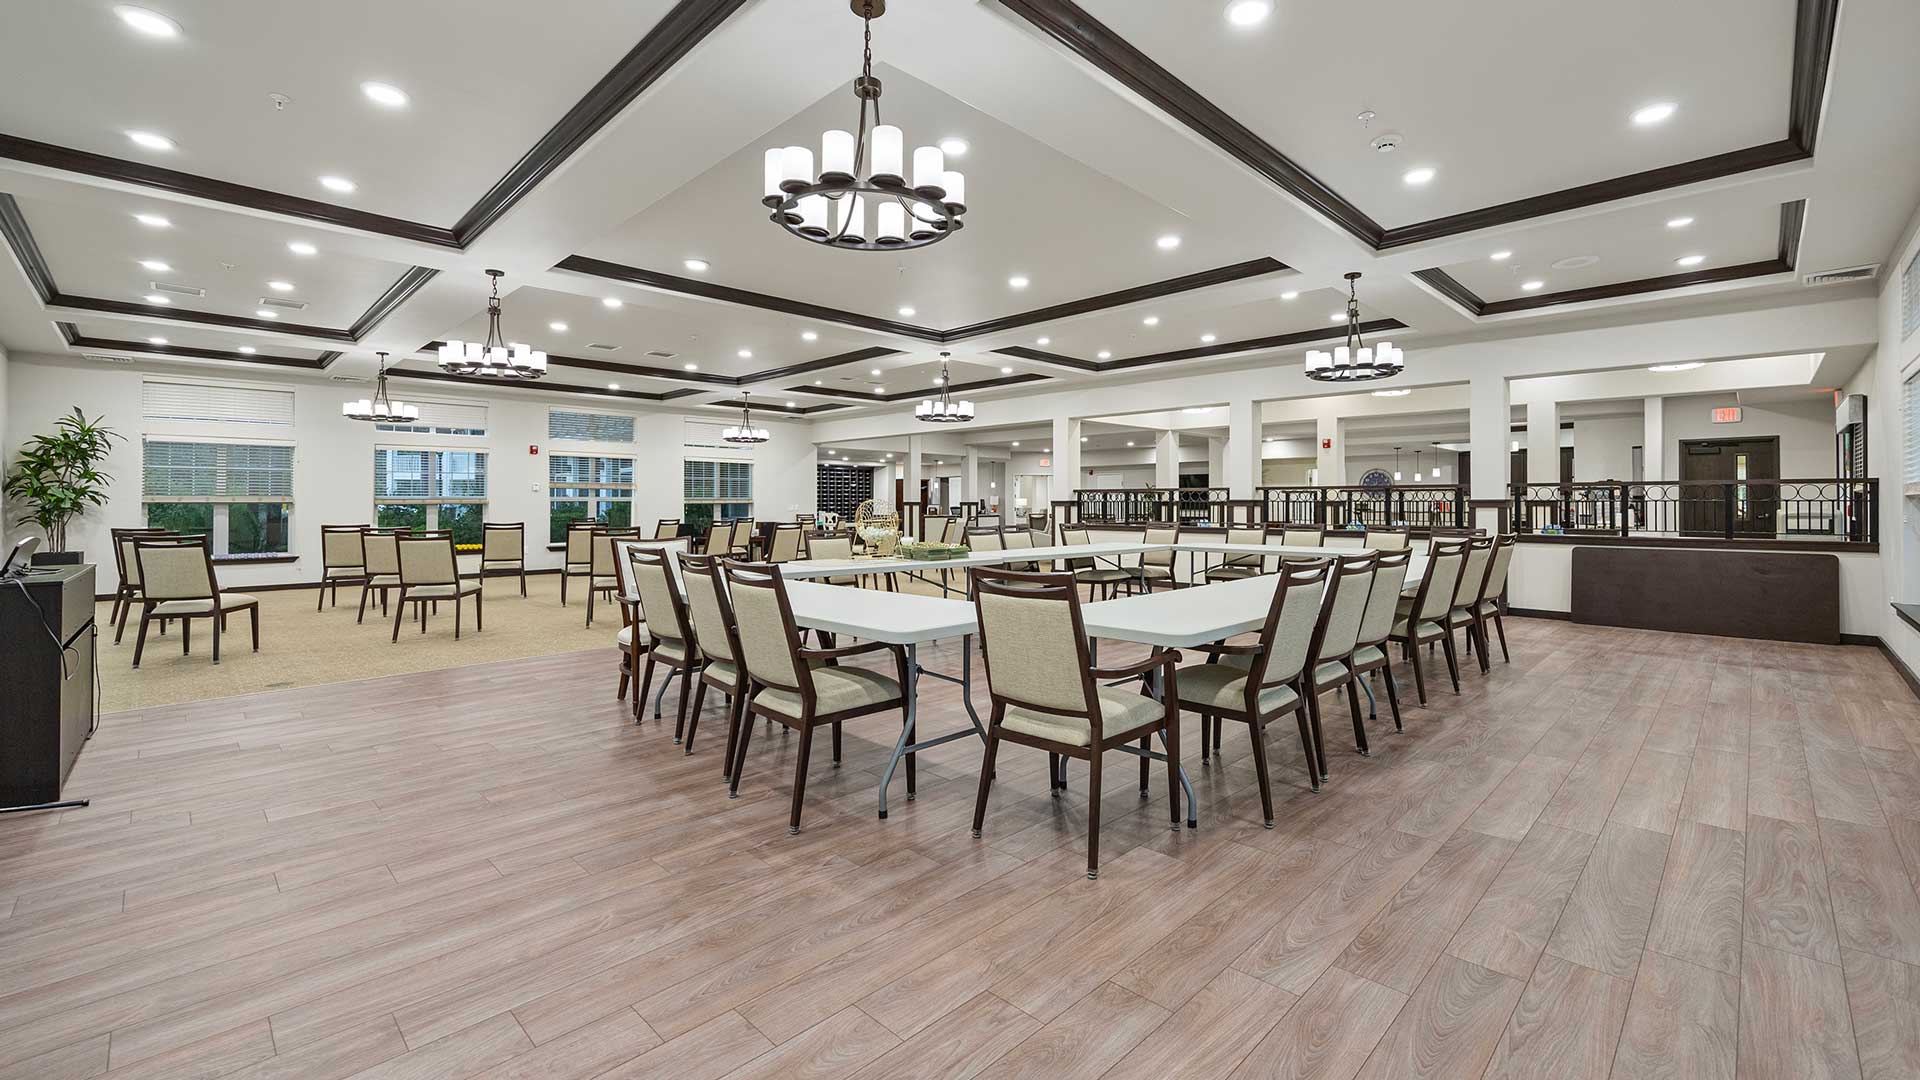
[31,551,83,566]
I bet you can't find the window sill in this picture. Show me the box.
[1894,603,1920,637]
[212,554,299,565]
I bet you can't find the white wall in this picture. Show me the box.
[1342,449,1460,486]
[1660,392,1835,478]
[3,355,817,591]
[1868,197,1920,672]
[1571,417,1640,482]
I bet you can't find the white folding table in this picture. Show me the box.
[782,541,1157,595]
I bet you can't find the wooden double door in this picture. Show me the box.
[1679,437,1779,537]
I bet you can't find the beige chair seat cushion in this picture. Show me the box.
[615,623,650,648]
[1476,598,1501,616]
[1351,644,1386,668]
[1174,662,1300,716]
[1137,565,1174,580]
[481,558,522,568]
[152,594,258,616]
[565,561,591,572]
[1205,566,1259,580]
[324,565,366,576]
[1446,607,1476,628]
[405,581,481,600]
[367,574,399,588]
[591,574,620,586]
[701,659,741,690]
[1004,685,1164,747]
[1392,617,1446,643]
[757,664,902,719]
[1313,659,1350,689]
[653,639,689,665]
[1074,568,1133,583]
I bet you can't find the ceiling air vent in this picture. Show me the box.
[644,350,676,359]
[1803,263,1879,287]
[585,342,622,352]
[83,353,134,364]
[257,296,308,311]
[148,281,205,298]
[328,374,368,383]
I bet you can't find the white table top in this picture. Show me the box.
[783,581,976,644]
[782,541,1157,580]
[1081,555,1430,648]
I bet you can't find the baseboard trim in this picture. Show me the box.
[95,566,562,602]
[1506,607,1572,620]
[1874,637,1920,703]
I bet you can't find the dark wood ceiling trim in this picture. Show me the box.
[347,266,439,339]
[991,345,1102,372]
[0,193,56,302]
[48,294,355,340]
[992,319,1406,373]
[448,0,749,243]
[781,371,1052,403]
[695,398,850,416]
[57,322,330,369]
[421,340,904,386]
[993,0,1839,249]
[386,366,705,403]
[557,254,1287,343]
[737,346,906,384]
[1413,199,1807,316]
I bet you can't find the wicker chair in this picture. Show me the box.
[130,535,260,667]
[391,533,482,641]
[479,522,527,597]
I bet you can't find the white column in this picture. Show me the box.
[1469,373,1510,533]
[1051,417,1080,515]
[1154,430,1180,489]
[1526,399,1559,484]
[1225,398,1261,499]
[962,446,982,508]
[1315,413,1348,487]
[904,434,924,507]
[1642,396,1665,480]
[1206,436,1226,488]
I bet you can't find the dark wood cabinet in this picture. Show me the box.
[0,563,97,806]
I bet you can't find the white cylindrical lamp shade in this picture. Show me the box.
[941,170,966,213]
[799,194,830,237]
[870,125,904,185]
[780,145,814,191]
[840,195,867,243]
[1333,346,1350,367]
[908,201,939,240]
[876,200,905,243]
[762,148,784,200]
[912,146,945,194]
[821,130,855,181]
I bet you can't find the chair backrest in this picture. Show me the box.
[1003,530,1034,550]
[971,568,1105,733]
[1427,527,1483,554]
[565,522,597,564]
[396,534,459,587]
[942,517,966,544]
[134,536,215,602]
[627,547,694,650]
[1412,538,1470,623]
[1450,536,1496,608]
[1227,526,1264,547]
[1276,525,1326,548]
[362,531,402,577]
[730,519,756,550]
[1142,527,1177,567]
[969,527,1004,553]
[1355,550,1413,648]
[678,553,739,665]
[704,522,731,553]
[115,528,173,586]
[1364,525,1412,551]
[1481,535,1517,601]
[481,522,522,561]
[924,516,950,544]
[321,525,366,570]
[654,519,681,540]
[1241,559,1330,692]
[767,525,803,563]
[722,563,804,691]
[808,534,854,561]
[592,528,642,576]
[1312,553,1378,663]
[1059,527,1093,570]
[1322,532,1365,549]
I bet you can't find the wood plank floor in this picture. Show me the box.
[5,616,1920,1079]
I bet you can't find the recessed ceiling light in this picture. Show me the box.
[237,346,256,354]
[1551,255,1601,271]
[1225,0,1272,27]
[801,330,818,341]
[287,241,317,256]
[1000,365,1014,374]
[815,379,823,385]
[266,280,293,292]
[683,258,710,272]
[933,376,945,385]
[1649,362,1704,372]
[134,212,171,228]
[1631,102,1677,126]
[898,306,916,317]
[143,293,170,304]
[1126,441,1135,447]
[115,6,180,38]
[1096,350,1112,360]
[602,297,623,309]
[1402,166,1436,186]
[1675,254,1706,267]
[1156,234,1182,250]
[1280,290,1298,300]
[939,137,969,156]
[1200,333,1217,343]
[607,382,620,390]
[1489,251,1512,261]
[873,386,885,393]
[1142,315,1160,326]
[548,321,568,332]
[1520,280,1545,291]
[1666,216,1694,229]
[361,82,408,108]
[1036,336,1050,345]
[1329,312,1347,322]
[318,175,356,193]
[147,336,167,345]
[737,349,753,359]
[1372,388,1412,397]
[683,362,698,370]
[138,259,170,272]
[870,368,882,376]
[1080,436,1089,443]
[1008,274,1029,289]
[254,309,278,318]
[126,130,174,152]
[785,400,797,407]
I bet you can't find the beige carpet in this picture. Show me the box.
[96,573,626,712]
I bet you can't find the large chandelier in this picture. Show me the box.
[761,0,967,251]
[341,352,419,423]
[722,393,771,444]
[916,352,974,423]
[1305,272,1403,383]
[438,269,547,379]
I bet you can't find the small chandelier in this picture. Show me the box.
[761,0,967,251]
[342,352,419,423]
[438,269,547,379]
[722,393,771,444]
[916,352,974,423]
[1305,271,1403,383]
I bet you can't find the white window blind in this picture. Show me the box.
[684,460,752,501]
[142,381,294,429]
[377,400,487,436]
[550,454,634,491]
[374,448,488,501]
[1905,372,1920,497]
[1905,246,1920,341]
[549,410,635,443]
[143,440,293,502]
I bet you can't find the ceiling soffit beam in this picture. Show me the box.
[779,372,1052,402]
[553,255,1289,343]
[56,321,340,369]
[0,0,750,249]
[1412,200,1807,317]
[386,366,707,403]
[994,317,1407,373]
[993,0,1839,250]
[419,341,908,387]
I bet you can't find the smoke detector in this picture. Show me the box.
[1370,132,1403,153]
[1551,255,1601,270]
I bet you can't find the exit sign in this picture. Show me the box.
[1711,406,1743,424]
[1039,457,1051,467]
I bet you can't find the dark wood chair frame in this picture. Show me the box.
[585,527,643,628]
[679,553,747,767]
[1445,535,1499,674]
[653,519,683,541]
[479,521,528,598]
[1298,552,1381,765]
[355,527,412,624]
[317,524,370,610]
[1363,523,1413,551]
[1059,526,1133,600]
[559,519,601,606]
[1391,537,1470,704]
[628,547,698,730]
[1347,550,1413,738]
[390,533,482,641]
[110,526,174,643]
[130,534,260,667]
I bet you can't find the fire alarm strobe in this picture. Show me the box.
[529,445,540,454]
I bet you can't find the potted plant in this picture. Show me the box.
[3,407,123,555]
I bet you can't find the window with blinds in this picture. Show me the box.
[683,459,752,531]
[376,400,487,436]
[549,454,635,541]
[1905,246,1920,341]
[142,440,293,501]
[549,410,635,444]
[142,381,294,428]
[1905,372,1920,496]
[373,449,488,500]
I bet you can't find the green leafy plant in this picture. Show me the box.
[3,407,122,551]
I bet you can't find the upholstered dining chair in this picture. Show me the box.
[653,519,682,541]
[130,535,260,668]
[585,527,642,627]
[560,520,598,606]
[804,534,862,586]
[1136,526,1178,592]
[724,562,910,835]
[1059,526,1132,600]
[968,567,1182,879]
[479,521,527,597]
[1445,535,1499,673]
[1364,524,1412,551]
[941,516,968,544]
[765,524,804,564]
[356,530,404,624]
[729,518,756,558]
[317,524,368,610]
[391,533,482,641]
[1474,535,1518,664]
[627,546,697,731]
[1300,552,1380,763]
[1275,523,1327,549]
[1426,526,1483,553]
[1348,549,1412,735]
[110,527,173,643]
[923,515,950,547]
[678,553,745,764]
[1204,525,1268,582]
[1322,531,1366,550]
[1001,527,1042,571]
[701,521,731,557]
[612,545,650,717]
[1388,537,1469,704]
[1177,559,1328,819]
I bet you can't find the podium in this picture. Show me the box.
[0,563,96,809]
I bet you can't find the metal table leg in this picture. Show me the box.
[877,635,987,819]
